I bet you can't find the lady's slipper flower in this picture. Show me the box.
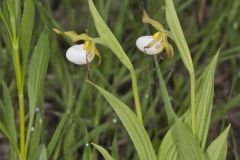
[136,10,174,59]
[53,28,101,66]
[136,35,163,55]
[66,44,94,65]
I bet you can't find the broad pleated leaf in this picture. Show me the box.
[92,143,114,160]
[206,125,230,160]
[89,81,157,160]
[88,0,133,70]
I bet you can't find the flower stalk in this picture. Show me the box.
[10,11,26,160]
[129,68,143,124]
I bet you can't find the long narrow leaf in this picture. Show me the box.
[172,119,206,160]
[47,113,69,156]
[158,54,219,159]
[206,125,231,160]
[27,31,49,150]
[63,123,111,159]
[88,0,132,69]
[158,129,177,160]
[92,143,115,160]
[165,0,193,73]
[195,53,219,149]
[0,122,20,157]
[28,115,43,160]
[20,0,35,72]
[39,145,48,160]
[1,82,17,160]
[88,81,157,160]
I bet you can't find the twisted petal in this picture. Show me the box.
[143,10,165,32]
[53,28,91,42]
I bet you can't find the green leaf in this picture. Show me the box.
[63,123,77,160]
[88,81,157,160]
[165,0,193,73]
[158,119,206,160]
[206,125,230,160]
[28,115,43,160]
[158,54,220,159]
[26,31,49,150]
[62,123,111,159]
[82,145,92,160]
[0,121,20,158]
[111,133,119,160]
[20,0,35,74]
[39,145,48,160]
[195,53,219,149]
[154,56,175,125]
[92,143,114,160]
[158,129,178,160]
[172,119,206,160]
[47,113,69,156]
[88,0,133,70]
[1,82,17,160]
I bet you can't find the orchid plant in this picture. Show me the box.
[52,0,230,159]
[0,0,232,159]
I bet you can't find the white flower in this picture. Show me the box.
[136,36,163,55]
[66,44,95,65]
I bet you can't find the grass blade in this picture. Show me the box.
[28,115,43,160]
[92,143,115,160]
[63,123,111,159]
[47,113,69,156]
[154,56,175,125]
[39,145,48,160]
[0,121,20,158]
[20,0,35,75]
[26,31,49,151]
[1,82,17,160]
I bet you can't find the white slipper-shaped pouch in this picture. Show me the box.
[66,44,95,65]
[136,36,162,55]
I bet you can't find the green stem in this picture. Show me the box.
[190,73,196,136]
[8,3,26,159]
[129,68,143,125]
[154,56,175,125]
[19,92,25,160]
[13,42,26,160]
